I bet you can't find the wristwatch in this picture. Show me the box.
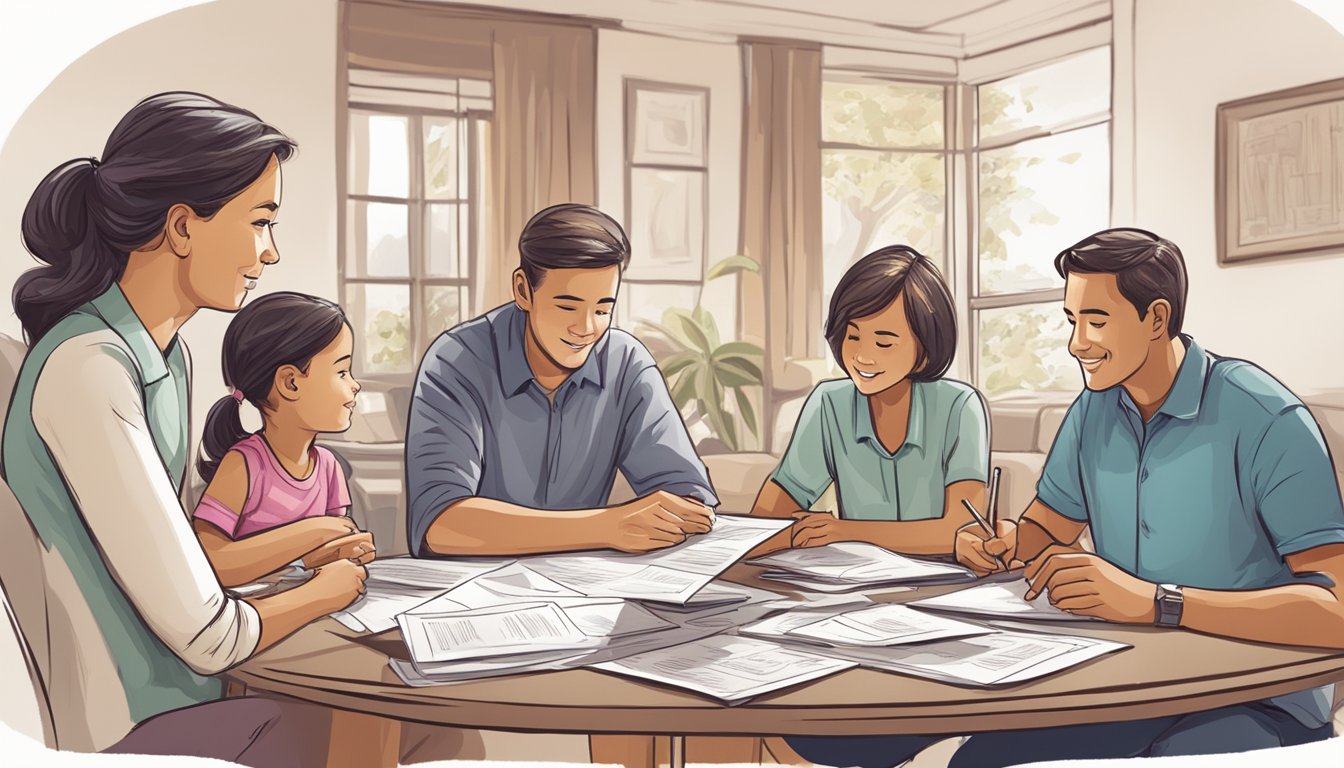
[1154,583,1184,628]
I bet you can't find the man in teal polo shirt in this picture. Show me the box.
[951,228,1344,766]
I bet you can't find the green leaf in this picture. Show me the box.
[669,368,698,408]
[714,355,764,385]
[705,255,760,281]
[660,351,700,379]
[691,306,720,350]
[712,342,764,361]
[734,388,758,439]
[664,308,714,355]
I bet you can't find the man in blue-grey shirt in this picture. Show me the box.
[946,228,1344,766]
[405,203,717,559]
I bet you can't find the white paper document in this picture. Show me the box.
[750,542,975,591]
[398,603,593,663]
[526,515,791,604]
[832,629,1128,686]
[330,557,511,633]
[786,604,994,647]
[908,580,1094,622]
[592,635,856,704]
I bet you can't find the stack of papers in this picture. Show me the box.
[527,515,790,604]
[741,603,993,648]
[908,580,1094,622]
[591,635,856,705]
[828,629,1127,686]
[749,542,976,593]
[331,557,511,633]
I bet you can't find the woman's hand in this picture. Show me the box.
[789,511,865,548]
[306,558,368,613]
[302,515,359,542]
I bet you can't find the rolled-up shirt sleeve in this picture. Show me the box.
[33,338,260,676]
[1251,405,1344,556]
[616,364,719,508]
[406,341,487,555]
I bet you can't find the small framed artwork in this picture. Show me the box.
[1216,77,1344,264]
[627,80,709,168]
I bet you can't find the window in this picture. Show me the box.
[821,78,950,346]
[971,47,1112,398]
[343,71,492,376]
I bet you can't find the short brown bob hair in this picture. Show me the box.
[824,245,958,382]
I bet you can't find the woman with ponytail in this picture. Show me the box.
[1,93,366,766]
[191,292,373,588]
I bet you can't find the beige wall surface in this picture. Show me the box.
[0,0,340,458]
[1133,0,1344,393]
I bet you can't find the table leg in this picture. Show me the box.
[669,735,685,768]
[326,709,401,768]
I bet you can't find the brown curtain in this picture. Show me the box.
[486,23,598,307]
[738,42,823,450]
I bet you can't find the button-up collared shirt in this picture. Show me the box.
[771,378,989,520]
[406,303,718,555]
[1037,335,1344,727]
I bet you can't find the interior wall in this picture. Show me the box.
[596,28,742,340]
[0,0,339,461]
[1133,0,1344,394]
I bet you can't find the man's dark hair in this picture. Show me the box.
[1054,228,1188,337]
[518,203,630,289]
[824,245,958,382]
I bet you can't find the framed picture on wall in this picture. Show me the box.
[624,79,710,282]
[628,81,708,167]
[1216,77,1344,264]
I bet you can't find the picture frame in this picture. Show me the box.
[627,80,708,167]
[1216,77,1344,264]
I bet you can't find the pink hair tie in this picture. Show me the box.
[229,387,245,403]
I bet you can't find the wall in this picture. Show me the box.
[1133,0,1344,393]
[0,0,339,456]
[595,28,742,340]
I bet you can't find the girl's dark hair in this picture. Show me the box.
[15,92,297,345]
[824,245,958,382]
[198,292,348,483]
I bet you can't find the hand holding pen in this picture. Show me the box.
[955,467,1017,576]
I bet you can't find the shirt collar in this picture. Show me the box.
[496,304,605,399]
[854,379,926,454]
[1118,334,1208,421]
[86,283,171,385]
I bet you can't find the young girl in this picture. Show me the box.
[193,291,375,588]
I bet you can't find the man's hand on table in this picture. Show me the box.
[598,491,716,553]
[1024,551,1157,623]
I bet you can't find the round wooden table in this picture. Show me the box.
[230,565,1344,767]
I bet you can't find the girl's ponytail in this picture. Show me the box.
[197,390,253,483]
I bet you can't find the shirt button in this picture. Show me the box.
[1140,468,1150,481]
[1140,521,1152,537]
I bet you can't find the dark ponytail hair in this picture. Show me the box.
[15,92,297,345]
[197,292,348,483]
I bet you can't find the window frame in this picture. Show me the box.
[340,99,491,384]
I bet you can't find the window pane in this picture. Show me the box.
[822,80,944,149]
[823,149,945,304]
[977,303,1079,398]
[424,285,464,343]
[345,201,409,278]
[348,112,409,197]
[979,47,1110,143]
[424,117,465,199]
[346,283,412,374]
[978,125,1109,295]
[426,203,463,278]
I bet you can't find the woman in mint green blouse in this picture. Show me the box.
[750,245,990,556]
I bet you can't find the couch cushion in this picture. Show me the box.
[1035,404,1071,454]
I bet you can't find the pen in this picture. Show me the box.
[987,466,1002,530]
[961,498,1008,573]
